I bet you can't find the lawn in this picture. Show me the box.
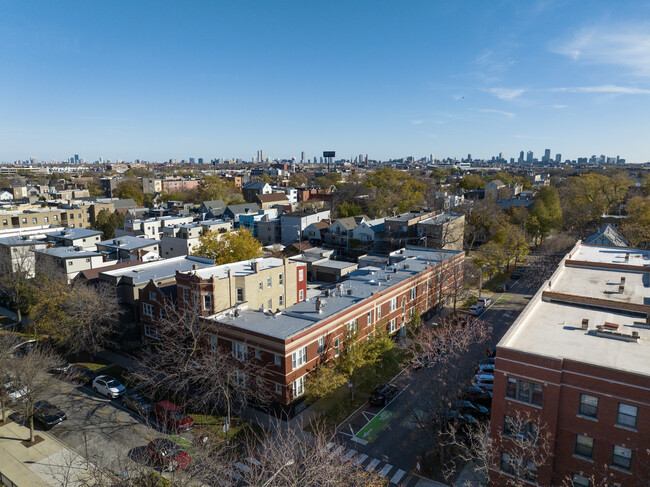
[73,358,111,372]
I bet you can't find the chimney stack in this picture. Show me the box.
[315,297,322,313]
[581,318,589,330]
[251,261,258,273]
[192,264,198,270]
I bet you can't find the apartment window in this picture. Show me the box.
[53,215,58,221]
[279,273,283,285]
[367,311,372,325]
[149,291,157,300]
[389,318,397,333]
[571,474,591,487]
[159,308,166,319]
[279,295,284,306]
[402,299,406,314]
[32,217,37,224]
[70,214,74,219]
[298,269,304,281]
[503,416,538,444]
[44,217,49,223]
[578,394,599,419]
[259,281,263,290]
[611,445,632,470]
[574,434,594,459]
[254,348,262,360]
[203,294,212,311]
[299,289,304,301]
[292,347,307,370]
[616,403,638,429]
[267,299,272,310]
[21,218,26,224]
[142,303,154,317]
[233,370,247,389]
[210,335,218,352]
[506,377,543,406]
[232,342,247,361]
[2,219,6,225]
[410,287,416,300]
[182,288,188,302]
[293,375,306,397]
[275,383,282,395]
[334,338,340,357]
[267,277,272,288]
[274,354,281,366]
[346,319,358,337]
[236,287,244,302]
[389,297,397,312]
[143,324,154,338]
[318,336,324,355]
[376,305,382,319]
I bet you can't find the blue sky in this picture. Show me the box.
[1,1,650,163]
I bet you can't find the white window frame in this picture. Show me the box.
[236,287,244,302]
[255,348,262,359]
[232,342,247,361]
[274,354,282,366]
[203,294,212,311]
[346,319,358,337]
[267,277,272,288]
[318,336,324,355]
[279,273,283,285]
[389,318,397,333]
[334,338,340,357]
[299,269,304,281]
[279,295,284,306]
[143,324,156,338]
[292,347,307,370]
[616,403,638,429]
[410,287,416,300]
[367,311,372,326]
[376,305,382,319]
[275,383,282,395]
[293,375,306,397]
[142,303,154,317]
[299,289,304,301]
[233,370,247,389]
[389,297,397,312]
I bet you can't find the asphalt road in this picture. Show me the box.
[336,280,534,479]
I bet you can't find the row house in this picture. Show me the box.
[170,247,464,416]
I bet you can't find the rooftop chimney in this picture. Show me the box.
[192,264,198,270]
[315,297,322,313]
[625,252,630,262]
[581,318,589,330]
[621,276,626,284]
[251,261,258,273]
[619,284,625,294]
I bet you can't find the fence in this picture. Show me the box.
[0,470,18,487]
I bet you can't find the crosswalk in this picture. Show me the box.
[323,442,409,486]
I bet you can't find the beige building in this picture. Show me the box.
[416,212,465,251]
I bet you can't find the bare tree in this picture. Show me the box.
[0,334,22,422]
[12,346,60,442]
[134,303,270,431]
[239,420,387,487]
[444,411,552,487]
[0,243,37,324]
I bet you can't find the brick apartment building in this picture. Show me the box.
[141,247,463,415]
[491,242,650,486]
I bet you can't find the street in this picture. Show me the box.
[335,280,533,485]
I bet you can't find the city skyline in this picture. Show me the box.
[1,1,650,162]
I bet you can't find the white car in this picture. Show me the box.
[3,381,27,401]
[477,297,492,307]
[92,375,126,399]
[469,305,484,316]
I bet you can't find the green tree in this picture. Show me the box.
[336,202,363,218]
[193,229,263,264]
[458,174,486,190]
[92,209,125,239]
[289,173,308,187]
[364,168,427,217]
[114,181,144,206]
[620,196,650,248]
[195,175,239,203]
[525,187,562,246]
[305,366,348,404]
[314,172,342,188]
[492,224,530,271]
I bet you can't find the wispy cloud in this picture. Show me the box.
[552,84,650,95]
[478,108,515,119]
[553,25,650,77]
[488,87,525,100]
[411,120,424,125]
[550,104,568,109]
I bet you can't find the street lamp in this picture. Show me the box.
[262,459,295,487]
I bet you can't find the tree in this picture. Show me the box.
[92,209,125,239]
[29,280,121,358]
[0,242,38,323]
[336,201,363,218]
[134,304,267,432]
[193,229,263,265]
[620,196,650,248]
[194,175,240,203]
[12,346,60,442]
[114,181,144,206]
[363,168,427,217]
[492,224,530,272]
[305,366,348,404]
[459,174,486,191]
[0,334,22,422]
[289,173,308,187]
[526,187,562,246]
[461,200,507,250]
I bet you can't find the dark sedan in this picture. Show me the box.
[369,384,399,407]
[34,401,67,429]
[122,392,154,416]
[457,400,490,421]
[460,386,493,409]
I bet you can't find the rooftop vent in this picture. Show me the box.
[581,318,589,330]
[619,284,625,294]
[315,297,322,312]
[621,276,626,284]
[234,309,241,318]
[192,264,198,270]
[625,252,630,262]
[347,289,353,295]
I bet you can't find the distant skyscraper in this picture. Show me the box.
[313,157,317,164]
[526,151,533,164]
[555,153,561,163]
[301,151,305,163]
[519,151,524,164]
[256,150,265,163]
[542,149,551,163]
[74,154,79,164]
[365,154,368,164]
[189,157,195,164]
[198,157,204,164]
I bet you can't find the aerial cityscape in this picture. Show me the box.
[0,1,649,487]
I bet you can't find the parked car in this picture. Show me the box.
[33,401,67,429]
[516,265,526,272]
[460,386,492,409]
[457,400,490,421]
[472,374,495,391]
[369,384,399,406]
[52,364,96,385]
[122,392,154,416]
[511,270,523,279]
[496,283,508,292]
[477,358,495,366]
[469,305,484,316]
[3,380,27,402]
[146,438,191,471]
[475,362,495,374]
[92,375,126,399]
[477,297,491,307]
[153,401,194,431]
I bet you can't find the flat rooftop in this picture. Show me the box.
[100,255,214,285]
[186,257,299,281]
[500,242,650,376]
[213,247,460,340]
[35,247,101,259]
[98,236,160,251]
[47,228,102,240]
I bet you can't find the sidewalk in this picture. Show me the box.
[0,417,96,486]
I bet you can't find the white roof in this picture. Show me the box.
[185,257,295,280]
